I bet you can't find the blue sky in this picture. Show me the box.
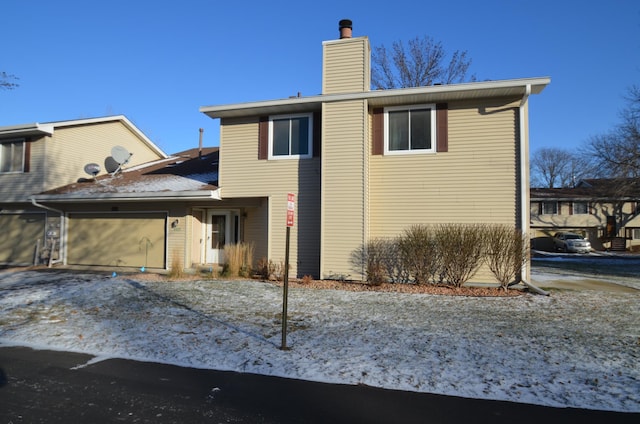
[1,0,639,155]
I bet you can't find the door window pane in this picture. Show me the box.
[211,216,226,249]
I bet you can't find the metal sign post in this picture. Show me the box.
[281,193,295,350]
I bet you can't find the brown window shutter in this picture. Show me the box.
[569,201,573,215]
[258,117,268,160]
[436,103,448,152]
[24,139,31,172]
[372,108,383,155]
[313,111,321,157]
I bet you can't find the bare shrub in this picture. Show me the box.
[379,237,411,283]
[350,239,389,285]
[399,225,441,285]
[256,257,276,280]
[485,225,529,291]
[436,223,487,287]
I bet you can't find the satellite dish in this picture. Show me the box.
[83,163,101,177]
[111,146,131,165]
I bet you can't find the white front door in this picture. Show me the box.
[206,212,228,264]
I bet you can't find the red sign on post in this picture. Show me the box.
[286,193,295,227]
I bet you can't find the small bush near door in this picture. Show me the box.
[223,243,254,278]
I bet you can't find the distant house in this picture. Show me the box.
[0,116,167,266]
[199,20,550,281]
[530,178,640,252]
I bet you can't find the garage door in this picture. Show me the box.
[0,213,46,265]
[67,213,166,268]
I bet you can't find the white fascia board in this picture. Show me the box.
[0,123,55,137]
[49,115,169,159]
[200,77,551,119]
[31,189,221,203]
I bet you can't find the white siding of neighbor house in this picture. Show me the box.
[369,98,522,283]
[219,117,321,278]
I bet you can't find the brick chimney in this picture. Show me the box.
[339,19,352,39]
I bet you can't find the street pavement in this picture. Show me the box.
[0,346,638,423]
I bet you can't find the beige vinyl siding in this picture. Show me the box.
[220,117,321,277]
[44,122,163,192]
[0,213,46,264]
[321,100,368,279]
[322,37,370,95]
[0,136,46,202]
[369,98,521,283]
[242,198,269,268]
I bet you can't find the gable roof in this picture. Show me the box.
[0,115,168,159]
[31,147,220,202]
[200,77,550,119]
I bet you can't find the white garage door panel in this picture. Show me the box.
[67,213,166,268]
[0,213,46,264]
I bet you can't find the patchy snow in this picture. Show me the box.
[66,172,219,195]
[0,270,638,412]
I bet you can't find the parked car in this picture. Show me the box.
[553,232,592,253]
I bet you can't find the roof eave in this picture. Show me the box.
[30,189,221,203]
[0,123,55,138]
[200,77,551,119]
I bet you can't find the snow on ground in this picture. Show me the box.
[0,269,638,412]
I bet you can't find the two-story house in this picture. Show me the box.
[200,20,550,281]
[530,178,640,252]
[0,116,167,265]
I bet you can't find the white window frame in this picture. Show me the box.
[268,113,313,160]
[0,138,25,173]
[542,201,558,215]
[384,104,436,156]
[633,228,640,240]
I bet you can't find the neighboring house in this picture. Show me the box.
[0,116,167,265]
[31,147,221,269]
[199,20,550,281]
[531,178,640,252]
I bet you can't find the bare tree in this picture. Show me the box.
[583,85,640,178]
[530,147,587,188]
[1,71,19,90]
[371,36,475,89]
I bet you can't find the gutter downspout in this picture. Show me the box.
[519,84,531,284]
[30,197,64,266]
[518,84,548,295]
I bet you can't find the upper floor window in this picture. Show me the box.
[268,113,313,160]
[573,201,589,214]
[1,139,25,173]
[384,104,436,155]
[542,201,557,215]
